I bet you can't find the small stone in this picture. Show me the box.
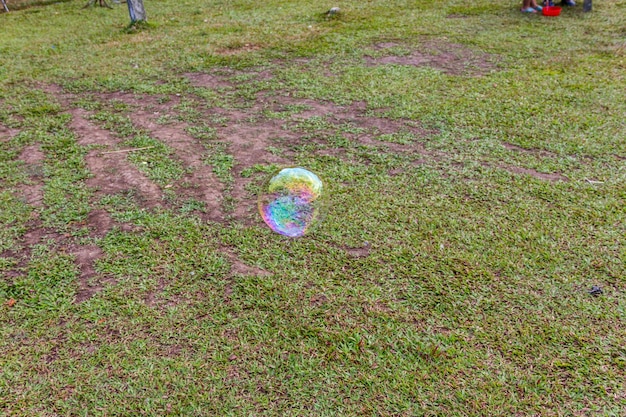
[588,286,603,296]
[228,354,237,361]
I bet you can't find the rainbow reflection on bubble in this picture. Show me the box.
[258,167,324,237]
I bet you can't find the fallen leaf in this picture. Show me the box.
[6,298,16,307]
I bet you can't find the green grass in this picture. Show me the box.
[1,0,625,415]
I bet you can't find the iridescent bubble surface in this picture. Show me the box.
[258,167,324,237]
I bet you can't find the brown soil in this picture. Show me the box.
[373,42,402,50]
[502,142,557,158]
[125,107,225,221]
[221,247,270,277]
[18,144,44,165]
[3,220,65,283]
[310,294,329,306]
[18,182,45,208]
[220,119,295,222]
[185,67,274,90]
[144,279,167,307]
[366,41,498,76]
[388,167,405,176]
[4,76,478,303]
[70,109,164,208]
[99,91,179,110]
[484,160,568,182]
[0,123,20,142]
[84,209,116,238]
[184,72,234,89]
[344,244,372,258]
[72,245,115,303]
[500,165,569,182]
[255,93,438,156]
[217,44,262,56]
[22,221,63,247]
[18,144,45,207]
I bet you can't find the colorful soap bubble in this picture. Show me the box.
[258,167,325,237]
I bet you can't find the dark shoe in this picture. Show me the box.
[543,0,554,6]
[560,0,575,5]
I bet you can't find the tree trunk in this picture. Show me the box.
[583,0,592,12]
[127,0,147,23]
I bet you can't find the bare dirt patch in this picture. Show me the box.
[185,67,273,90]
[268,95,347,118]
[388,167,405,176]
[145,279,167,307]
[18,181,45,208]
[185,72,234,89]
[38,82,445,232]
[217,44,262,56]
[0,123,20,142]
[259,93,363,121]
[498,164,568,182]
[220,120,295,168]
[218,118,297,223]
[126,108,225,220]
[34,82,449,237]
[253,69,274,82]
[70,109,164,208]
[22,221,63,247]
[344,244,372,259]
[2,220,66,283]
[97,91,180,111]
[18,144,44,165]
[18,144,45,207]
[366,41,498,76]
[503,142,531,152]
[260,93,438,158]
[84,209,115,238]
[310,294,329,306]
[502,142,557,158]
[14,218,114,303]
[373,42,402,50]
[72,245,114,303]
[222,247,270,277]
[273,93,433,136]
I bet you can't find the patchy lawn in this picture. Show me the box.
[1,0,625,415]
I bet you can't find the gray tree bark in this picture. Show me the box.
[127,0,147,22]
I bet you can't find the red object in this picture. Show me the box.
[542,6,562,15]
